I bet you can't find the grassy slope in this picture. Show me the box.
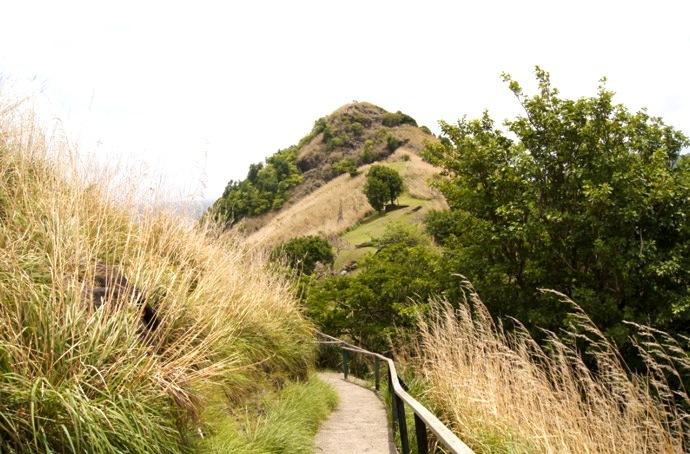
[0,107,326,452]
[245,148,446,270]
[200,374,337,453]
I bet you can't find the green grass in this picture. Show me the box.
[334,246,376,270]
[334,192,434,271]
[199,374,338,453]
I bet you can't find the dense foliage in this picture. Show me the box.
[306,226,441,351]
[425,68,690,345]
[363,165,404,212]
[382,110,418,127]
[273,235,335,275]
[212,147,302,225]
[333,158,359,177]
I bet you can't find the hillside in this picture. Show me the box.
[211,102,437,231]
[212,102,446,270]
[245,148,446,269]
[0,106,333,453]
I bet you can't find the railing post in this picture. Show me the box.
[374,357,380,391]
[342,348,349,380]
[396,392,410,454]
[414,413,429,454]
[388,366,397,435]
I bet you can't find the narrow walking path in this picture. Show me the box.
[315,371,396,454]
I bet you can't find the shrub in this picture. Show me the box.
[349,121,364,136]
[386,134,402,152]
[274,235,334,275]
[306,225,440,352]
[333,158,359,177]
[360,140,376,164]
[213,146,302,225]
[424,67,690,347]
[326,134,350,151]
[382,110,418,127]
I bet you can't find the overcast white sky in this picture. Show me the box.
[1,1,688,200]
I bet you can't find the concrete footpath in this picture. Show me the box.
[314,371,396,453]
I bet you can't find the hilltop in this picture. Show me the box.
[292,102,431,195]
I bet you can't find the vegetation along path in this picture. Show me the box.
[314,371,396,454]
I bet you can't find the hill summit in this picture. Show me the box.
[210,102,435,229]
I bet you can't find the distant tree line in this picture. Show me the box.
[212,147,302,225]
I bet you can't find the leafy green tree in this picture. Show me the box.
[306,226,441,351]
[363,165,404,212]
[425,67,690,344]
[274,235,334,275]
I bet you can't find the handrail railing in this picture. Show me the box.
[316,331,474,454]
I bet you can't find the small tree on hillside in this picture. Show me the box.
[273,235,334,275]
[363,165,404,212]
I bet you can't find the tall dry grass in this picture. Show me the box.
[413,283,690,453]
[0,103,314,452]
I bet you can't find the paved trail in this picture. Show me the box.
[315,371,396,454]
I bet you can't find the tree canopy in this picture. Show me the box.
[363,165,404,212]
[212,147,302,225]
[425,67,690,344]
[306,226,440,351]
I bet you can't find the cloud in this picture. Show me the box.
[1,0,688,199]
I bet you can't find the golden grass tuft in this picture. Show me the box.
[412,282,690,453]
[0,102,314,452]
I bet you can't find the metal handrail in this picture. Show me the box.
[316,331,474,454]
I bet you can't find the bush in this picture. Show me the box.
[333,158,359,177]
[274,235,335,275]
[213,146,302,225]
[386,134,402,152]
[326,134,350,151]
[349,121,364,136]
[425,67,690,350]
[360,140,376,164]
[382,110,418,127]
[306,225,440,352]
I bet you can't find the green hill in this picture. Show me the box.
[210,102,436,230]
[211,102,445,272]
